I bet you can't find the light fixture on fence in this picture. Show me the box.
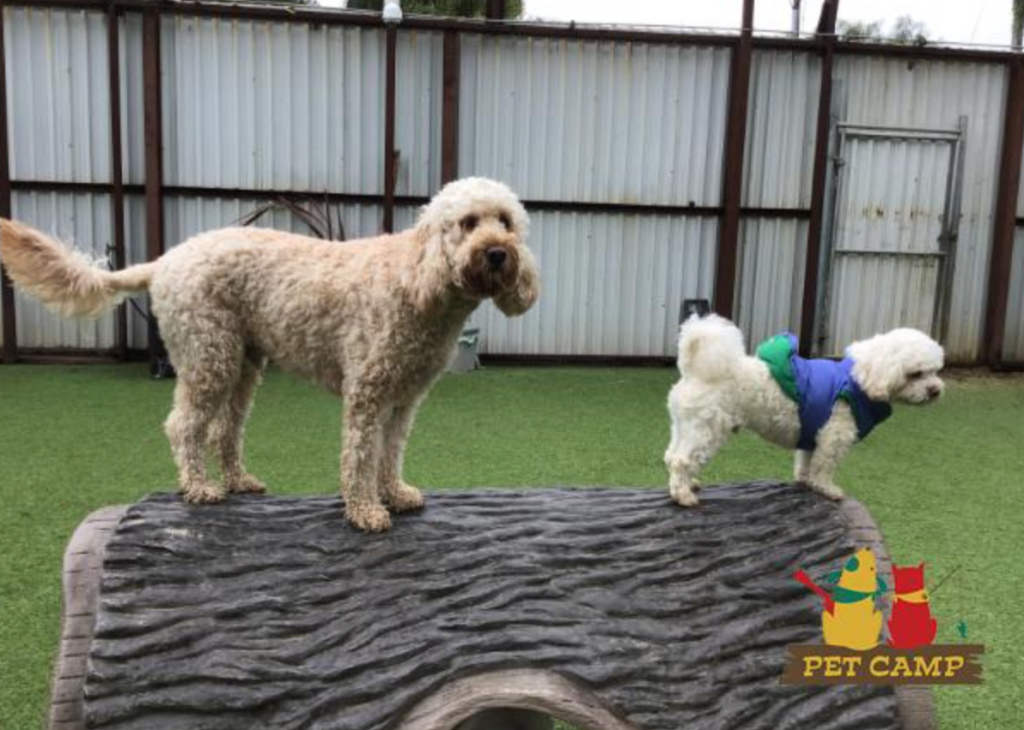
[382,0,403,25]
[680,298,711,324]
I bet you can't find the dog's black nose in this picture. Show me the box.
[928,385,941,399]
[486,247,507,270]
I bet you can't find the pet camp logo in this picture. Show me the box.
[781,548,984,685]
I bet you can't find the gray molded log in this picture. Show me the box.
[49,484,935,730]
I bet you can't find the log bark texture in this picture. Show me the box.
[79,483,918,730]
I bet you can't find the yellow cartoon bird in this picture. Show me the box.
[796,548,887,650]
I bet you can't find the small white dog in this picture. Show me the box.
[665,315,945,506]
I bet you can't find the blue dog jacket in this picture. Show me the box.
[756,333,892,451]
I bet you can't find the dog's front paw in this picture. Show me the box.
[181,482,227,504]
[670,483,700,507]
[384,483,425,513]
[346,503,392,532]
[226,473,267,495]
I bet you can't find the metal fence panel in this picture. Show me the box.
[160,15,387,195]
[735,217,807,349]
[467,211,717,357]
[395,30,443,197]
[9,191,116,349]
[832,56,1007,361]
[743,50,820,209]
[458,34,731,205]
[5,6,112,184]
[121,11,146,187]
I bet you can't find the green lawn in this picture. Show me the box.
[1,364,1022,729]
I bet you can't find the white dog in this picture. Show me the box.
[664,315,944,506]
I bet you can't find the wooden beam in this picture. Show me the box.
[713,0,755,317]
[798,0,840,356]
[441,30,461,186]
[142,7,165,368]
[485,0,506,21]
[984,55,1024,365]
[108,1,128,361]
[0,5,17,364]
[142,8,163,263]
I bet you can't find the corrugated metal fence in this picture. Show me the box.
[1,0,1022,366]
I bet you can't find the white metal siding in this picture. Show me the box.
[468,212,717,356]
[735,217,807,349]
[395,31,443,196]
[458,35,731,205]
[832,56,1007,361]
[743,50,820,209]
[121,11,146,187]
[9,191,116,349]
[160,15,386,194]
[4,7,112,184]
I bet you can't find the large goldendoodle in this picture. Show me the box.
[0,177,539,531]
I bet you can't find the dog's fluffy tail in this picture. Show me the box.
[676,313,747,382]
[0,218,156,318]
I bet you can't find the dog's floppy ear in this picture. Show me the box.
[411,227,452,312]
[848,336,899,401]
[494,245,539,317]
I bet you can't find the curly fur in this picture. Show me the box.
[1,177,539,532]
[665,315,944,507]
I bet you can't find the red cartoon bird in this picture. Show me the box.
[887,563,938,649]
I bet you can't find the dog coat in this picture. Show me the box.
[756,332,892,451]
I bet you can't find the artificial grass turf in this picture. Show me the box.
[0,364,1021,729]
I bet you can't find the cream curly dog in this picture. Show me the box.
[0,177,539,532]
[665,314,944,507]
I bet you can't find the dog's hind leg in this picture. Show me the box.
[166,375,236,504]
[664,408,732,507]
[802,409,858,500]
[214,356,267,495]
[340,390,392,532]
[379,398,425,514]
[163,324,243,504]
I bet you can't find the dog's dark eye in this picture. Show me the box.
[908,370,924,379]
[499,213,512,231]
[461,215,479,232]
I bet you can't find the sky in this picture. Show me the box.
[320,0,1016,48]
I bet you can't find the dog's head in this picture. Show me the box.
[847,328,945,405]
[414,177,539,316]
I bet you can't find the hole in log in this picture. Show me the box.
[394,669,638,730]
[455,708,555,730]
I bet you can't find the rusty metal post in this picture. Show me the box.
[143,7,165,368]
[383,26,397,233]
[143,7,163,263]
[107,1,128,360]
[441,30,460,185]
[485,0,506,20]
[984,55,1024,366]
[798,0,839,356]
[0,4,17,364]
[713,0,754,317]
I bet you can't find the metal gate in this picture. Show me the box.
[818,121,965,355]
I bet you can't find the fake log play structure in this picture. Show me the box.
[49,483,935,730]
